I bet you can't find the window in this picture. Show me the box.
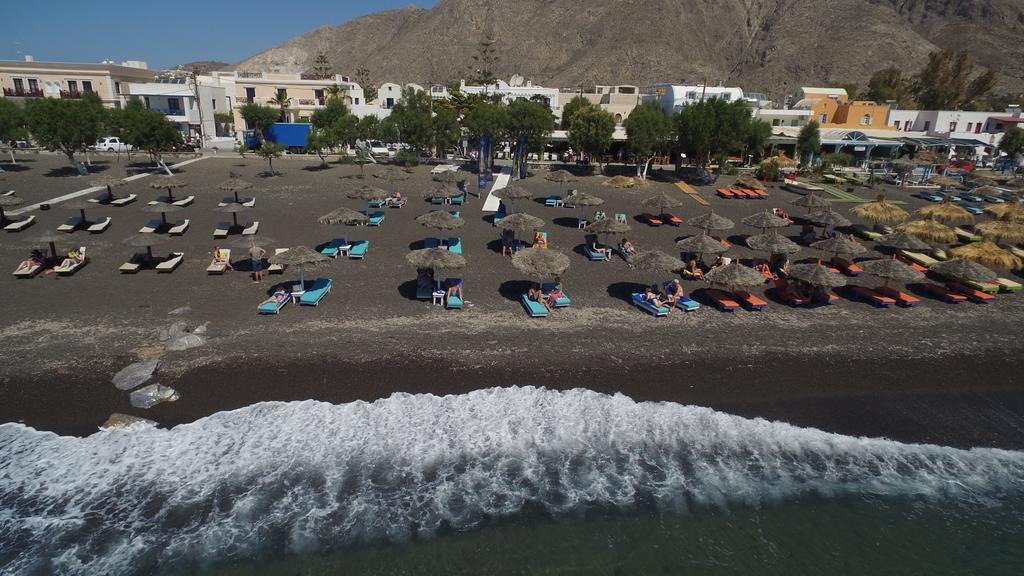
[211,99,216,110]
[722,93,731,101]
[949,122,957,132]
[791,119,800,127]
[13,78,23,92]
[82,80,93,92]
[893,121,900,130]
[820,114,828,123]
[860,114,872,126]
[923,121,930,131]
[904,120,911,131]
[385,97,395,109]
[67,80,78,93]
[772,119,781,126]
[966,122,973,132]
[168,97,181,113]
[245,87,255,100]
[314,89,324,101]
[975,123,982,134]
[687,91,699,100]
[114,82,121,95]
[143,96,150,109]
[354,97,359,105]
[277,88,287,97]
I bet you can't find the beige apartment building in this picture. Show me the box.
[211,71,366,127]
[0,57,156,107]
[559,85,642,126]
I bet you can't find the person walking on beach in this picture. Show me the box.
[249,241,267,282]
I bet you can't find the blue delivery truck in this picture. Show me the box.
[242,123,311,151]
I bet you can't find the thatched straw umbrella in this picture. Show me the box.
[948,241,1022,270]
[61,197,98,226]
[140,202,184,226]
[736,175,766,191]
[568,192,604,225]
[930,258,997,283]
[585,217,631,249]
[746,233,801,258]
[808,209,851,230]
[627,250,684,286]
[545,169,577,195]
[705,262,767,292]
[512,248,570,280]
[915,198,973,225]
[976,220,1024,243]
[877,231,932,255]
[215,202,250,228]
[678,234,729,262]
[121,231,173,261]
[928,175,961,189]
[217,176,254,204]
[641,192,685,215]
[416,211,466,235]
[686,211,734,234]
[347,184,389,213]
[787,263,847,289]
[268,246,330,290]
[851,194,909,225]
[89,175,128,202]
[28,229,71,260]
[791,192,832,214]
[432,170,462,185]
[982,194,1024,222]
[741,210,789,233]
[0,193,25,223]
[150,176,188,202]
[761,153,798,168]
[406,247,466,291]
[373,166,412,194]
[969,174,998,187]
[916,149,943,165]
[424,183,462,203]
[496,212,545,245]
[493,184,534,212]
[860,258,925,288]
[318,207,368,227]
[811,236,867,259]
[897,219,957,244]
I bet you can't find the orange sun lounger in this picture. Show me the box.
[745,188,768,199]
[730,188,751,199]
[849,286,896,308]
[706,289,740,311]
[832,257,864,276]
[716,188,735,198]
[921,283,966,303]
[947,282,994,303]
[874,286,920,307]
[733,290,768,310]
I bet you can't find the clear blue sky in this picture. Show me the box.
[1,0,436,69]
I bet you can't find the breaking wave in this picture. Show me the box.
[1,386,1023,575]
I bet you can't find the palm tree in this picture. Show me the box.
[325,84,342,101]
[269,92,290,122]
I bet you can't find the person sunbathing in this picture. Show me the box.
[387,191,403,205]
[15,250,46,273]
[620,238,638,256]
[686,259,706,281]
[258,289,289,308]
[546,277,565,307]
[47,249,84,274]
[644,286,670,313]
[446,278,464,301]
[753,260,774,281]
[211,246,234,270]
[529,282,553,311]
[533,231,548,249]
[713,255,732,268]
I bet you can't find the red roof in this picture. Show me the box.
[988,116,1024,123]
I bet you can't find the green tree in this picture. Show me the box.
[505,98,555,178]
[356,115,381,141]
[623,101,671,179]
[310,51,333,80]
[998,126,1024,167]
[865,66,913,107]
[432,107,462,158]
[239,103,279,142]
[797,121,821,165]
[122,99,183,173]
[463,101,508,143]
[568,106,616,170]
[353,67,377,103]
[470,36,499,86]
[745,117,773,162]
[912,49,997,110]
[673,102,716,168]
[268,92,290,122]
[0,98,28,167]
[437,88,483,119]
[310,98,349,131]
[256,142,284,175]
[560,95,593,131]
[306,128,336,168]
[25,91,105,175]
[389,87,434,150]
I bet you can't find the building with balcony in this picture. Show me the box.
[647,84,747,114]
[558,86,642,126]
[211,71,365,128]
[756,108,812,128]
[0,56,156,107]
[790,87,892,130]
[126,78,229,140]
[887,106,1024,158]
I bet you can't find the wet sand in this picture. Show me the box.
[1,153,1023,448]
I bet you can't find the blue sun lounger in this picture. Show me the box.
[299,278,332,306]
[424,237,441,249]
[258,291,291,315]
[521,293,549,317]
[540,282,571,307]
[675,296,700,312]
[445,278,464,309]
[319,239,346,258]
[918,192,943,202]
[584,234,607,261]
[631,292,670,316]
[451,194,465,205]
[449,211,461,218]
[963,204,983,215]
[545,196,563,207]
[348,240,369,259]
[360,210,385,226]
[447,237,463,255]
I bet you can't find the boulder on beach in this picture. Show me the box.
[112,359,161,391]
[166,334,205,352]
[130,384,180,409]
[100,413,157,429]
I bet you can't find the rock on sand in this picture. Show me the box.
[130,384,180,409]
[112,359,161,391]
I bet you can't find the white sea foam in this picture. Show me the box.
[1,387,1023,575]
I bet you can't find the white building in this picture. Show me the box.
[648,84,746,114]
[126,78,228,140]
[450,79,561,115]
[374,82,425,109]
[756,108,812,128]
[887,107,1024,157]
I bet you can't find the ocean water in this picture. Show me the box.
[1,387,1023,575]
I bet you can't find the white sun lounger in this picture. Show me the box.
[267,248,288,274]
[207,249,231,274]
[87,216,111,233]
[1,191,13,197]
[4,214,35,232]
[119,256,143,274]
[110,194,138,207]
[218,197,255,207]
[168,219,190,236]
[171,195,195,207]
[57,216,83,232]
[242,221,259,235]
[139,219,162,234]
[13,263,43,278]
[156,252,184,273]
[54,247,88,276]
[213,222,231,238]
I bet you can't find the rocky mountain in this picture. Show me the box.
[236,0,1024,100]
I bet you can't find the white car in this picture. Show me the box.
[367,140,393,158]
[94,137,133,152]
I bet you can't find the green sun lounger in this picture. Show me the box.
[962,278,1000,294]
[900,250,939,268]
[320,239,346,258]
[348,240,369,259]
[521,293,549,317]
[996,277,1022,293]
[447,237,463,255]
[954,227,982,243]
[851,224,882,242]
[299,278,332,306]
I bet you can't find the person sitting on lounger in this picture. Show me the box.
[529,282,553,311]
[643,286,670,313]
[591,237,612,260]
[46,249,84,275]
[664,278,684,304]
[446,278,464,302]
[15,250,46,273]
[211,246,234,271]
[387,191,403,206]
[713,255,732,268]
[685,258,706,281]
[754,260,774,281]
[620,238,638,257]
[258,289,289,309]
[533,231,548,249]
[546,277,565,307]
[417,268,435,291]
[772,207,791,222]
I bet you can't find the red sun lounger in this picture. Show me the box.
[849,286,897,308]
[947,282,994,303]
[733,290,768,310]
[639,213,664,226]
[660,213,683,226]
[875,286,920,307]
[730,188,751,199]
[706,289,741,311]
[921,283,966,303]
[832,257,864,276]
[716,188,734,198]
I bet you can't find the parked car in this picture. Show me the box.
[94,137,133,152]
[367,140,391,158]
[938,160,974,172]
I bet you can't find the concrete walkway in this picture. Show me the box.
[8,156,208,216]
[482,166,512,212]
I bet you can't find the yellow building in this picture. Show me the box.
[793,87,893,130]
[0,57,156,108]
[212,71,365,127]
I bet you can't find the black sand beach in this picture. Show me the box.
[2,153,1023,448]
